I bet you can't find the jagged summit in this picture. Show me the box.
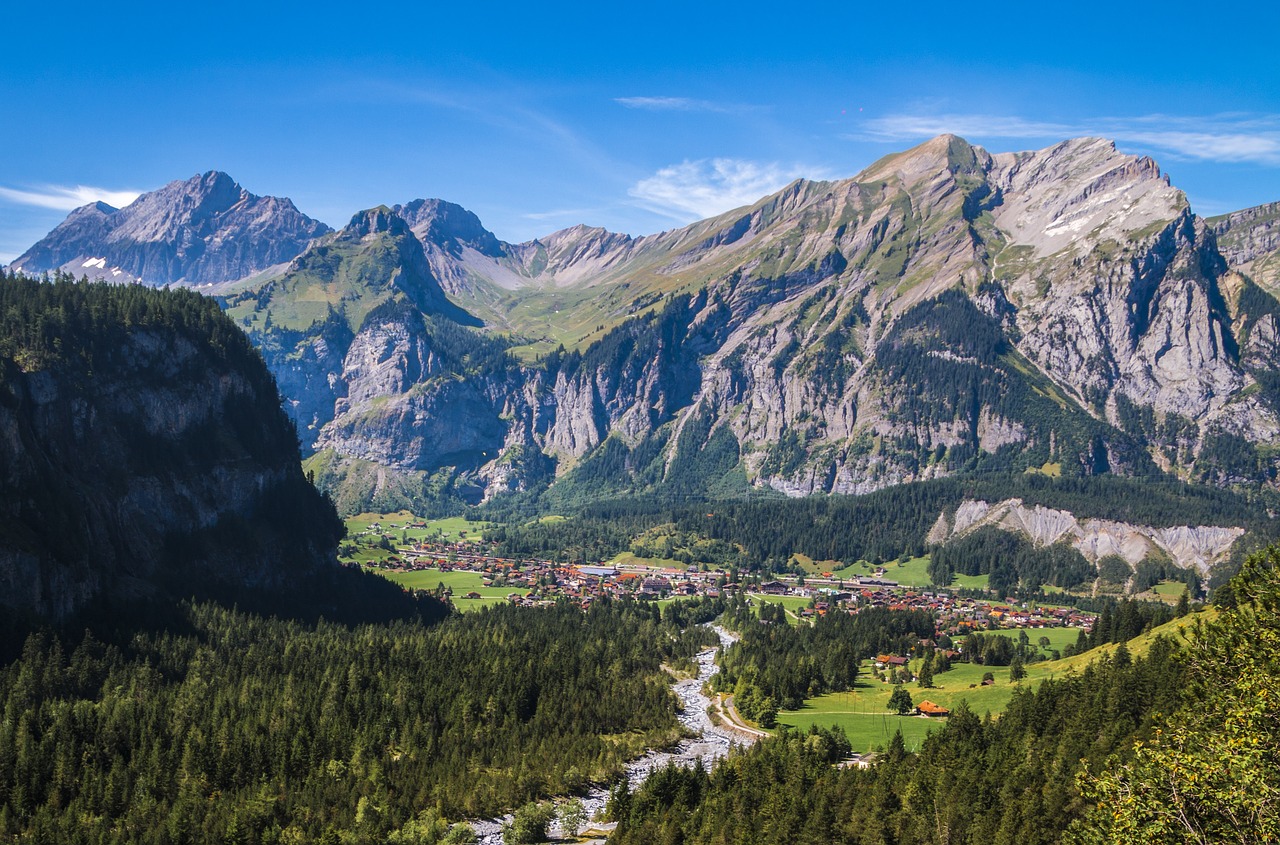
[341,205,411,239]
[12,171,331,285]
[394,198,505,258]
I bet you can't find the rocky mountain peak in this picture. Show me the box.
[989,136,1184,257]
[11,173,331,285]
[858,134,991,186]
[394,198,505,258]
[341,206,410,240]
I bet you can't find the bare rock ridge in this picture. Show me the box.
[936,498,1243,575]
[1210,201,1280,294]
[11,171,331,285]
[13,138,1280,513]
[241,135,1280,509]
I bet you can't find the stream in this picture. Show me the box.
[470,625,750,843]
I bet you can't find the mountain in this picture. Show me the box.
[17,138,1280,511]
[1209,200,1280,296]
[0,272,352,636]
[241,136,1278,510]
[10,171,331,285]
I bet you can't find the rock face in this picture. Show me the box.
[6,137,1271,517]
[0,279,343,624]
[1209,201,1280,294]
[11,172,331,285]
[119,137,1280,509]
[941,499,1243,575]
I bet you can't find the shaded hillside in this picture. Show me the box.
[0,272,437,649]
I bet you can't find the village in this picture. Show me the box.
[351,517,1098,645]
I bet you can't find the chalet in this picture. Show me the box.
[917,700,949,718]
[640,577,672,596]
[465,591,481,599]
[761,581,789,595]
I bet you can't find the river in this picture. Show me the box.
[470,625,751,843]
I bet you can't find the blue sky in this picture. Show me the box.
[3,0,1279,263]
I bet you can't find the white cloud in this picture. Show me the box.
[629,159,817,221]
[0,184,144,212]
[522,208,595,221]
[615,96,729,113]
[860,114,1074,141]
[857,112,1280,166]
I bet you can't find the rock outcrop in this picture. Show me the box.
[1209,201,1280,293]
[939,498,1243,575]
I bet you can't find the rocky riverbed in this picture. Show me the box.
[471,625,750,843]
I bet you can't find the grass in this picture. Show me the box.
[1152,580,1190,602]
[826,556,949,589]
[823,556,990,590]
[374,568,512,612]
[344,512,493,544]
[747,594,812,626]
[775,685,942,752]
[779,611,1210,753]
[608,552,688,570]
[980,626,1083,654]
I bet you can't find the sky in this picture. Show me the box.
[3,0,1279,264]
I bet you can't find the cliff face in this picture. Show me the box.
[934,498,1243,575]
[196,138,1280,508]
[16,141,1278,513]
[1209,201,1280,294]
[10,172,331,286]
[0,277,343,624]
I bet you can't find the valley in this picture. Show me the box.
[4,129,1280,843]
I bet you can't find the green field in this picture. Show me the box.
[981,626,1083,654]
[1152,580,1191,602]
[345,512,492,543]
[825,556,991,591]
[775,684,942,752]
[608,552,688,570]
[375,568,512,612]
[747,594,812,626]
[779,612,1209,753]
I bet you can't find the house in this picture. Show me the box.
[761,581,789,595]
[916,700,950,717]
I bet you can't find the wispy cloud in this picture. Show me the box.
[856,112,1280,166]
[0,184,143,212]
[615,96,739,113]
[522,208,595,222]
[629,159,818,221]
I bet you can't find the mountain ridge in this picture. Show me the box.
[11,171,332,285]
[13,137,1280,512]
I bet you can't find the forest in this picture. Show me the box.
[713,597,935,724]
[0,598,721,844]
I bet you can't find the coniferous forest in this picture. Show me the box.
[0,599,720,843]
